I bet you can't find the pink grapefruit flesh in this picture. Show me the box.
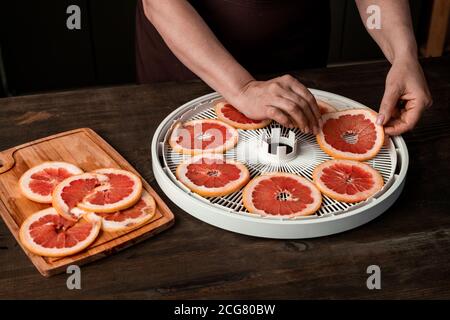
[88,190,156,232]
[317,109,384,161]
[214,100,271,130]
[19,162,83,203]
[169,119,239,155]
[176,154,250,197]
[53,169,142,221]
[19,207,101,257]
[243,173,322,217]
[313,159,384,203]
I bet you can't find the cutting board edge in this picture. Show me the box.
[0,128,91,174]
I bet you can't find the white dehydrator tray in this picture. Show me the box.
[151,89,409,239]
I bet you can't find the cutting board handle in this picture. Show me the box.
[0,149,16,174]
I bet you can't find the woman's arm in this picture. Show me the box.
[143,0,321,134]
[356,0,432,135]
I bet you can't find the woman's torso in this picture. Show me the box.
[136,0,330,83]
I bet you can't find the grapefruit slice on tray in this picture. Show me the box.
[19,207,101,257]
[53,169,142,221]
[214,100,271,130]
[169,119,239,155]
[317,99,338,114]
[317,109,384,161]
[176,154,250,197]
[87,190,156,232]
[19,162,83,203]
[313,159,384,203]
[243,173,322,218]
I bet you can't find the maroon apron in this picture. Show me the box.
[136,0,330,83]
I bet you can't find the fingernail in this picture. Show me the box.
[313,126,319,135]
[376,114,385,125]
[305,127,310,134]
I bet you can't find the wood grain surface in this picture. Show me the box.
[0,57,448,299]
[0,128,174,277]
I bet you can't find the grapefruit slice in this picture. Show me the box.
[243,173,322,217]
[53,169,142,220]
[169,119,239,155]
[317,109,384,161]
[87,190,156,232]
[313,159,384,203]
[176,154,250,197]
[317,99,337,114]
[19,162,83,203]
[53,173,109,221]
[19,207,101,257]
[214,100,271,130]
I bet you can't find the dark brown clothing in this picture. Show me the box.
[136,0,330,83]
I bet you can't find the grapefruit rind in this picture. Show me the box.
[169,119,239,155]
[77,168,143,214]
[19,207,101,257]
[86,190,156,233]
[176,154,250,197]
[214,100,272,130]
[312,159,384,203]
[19,161,84,203]
[316,109,384,161]
[242,172,322,218]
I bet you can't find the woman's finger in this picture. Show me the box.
[265,106,293,128]
[402,99,426,128]
[384,99,425,135]
[384,118,406,136]
[272,97,309,132]
[278,89,319,134]
[288,80,322,122]
[379,85,402,125]
[296,96,319,134]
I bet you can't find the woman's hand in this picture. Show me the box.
[230,75,322,134]
[377,57,432,136]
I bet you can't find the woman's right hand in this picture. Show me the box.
[230,75,322,134]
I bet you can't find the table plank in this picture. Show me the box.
[0,57,449,299]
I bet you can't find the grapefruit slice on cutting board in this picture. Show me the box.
[313,159,384,203]
[19,207,101,257]
[53,169,142,220]
[19,162,83,203]
[243,172,322,217]
[176,154,250,197]
[87,190,156,232]
[317,108,384,161]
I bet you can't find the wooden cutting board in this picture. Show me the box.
[0,128,174,277]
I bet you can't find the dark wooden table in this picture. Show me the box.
[0,58,449,299]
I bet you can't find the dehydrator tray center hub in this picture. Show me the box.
[258,128,298,163]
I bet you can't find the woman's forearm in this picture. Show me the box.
[143,0,254,101]
[355,0,418,63]
[143,0,322,133]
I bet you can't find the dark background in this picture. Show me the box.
[0,0,432,97]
